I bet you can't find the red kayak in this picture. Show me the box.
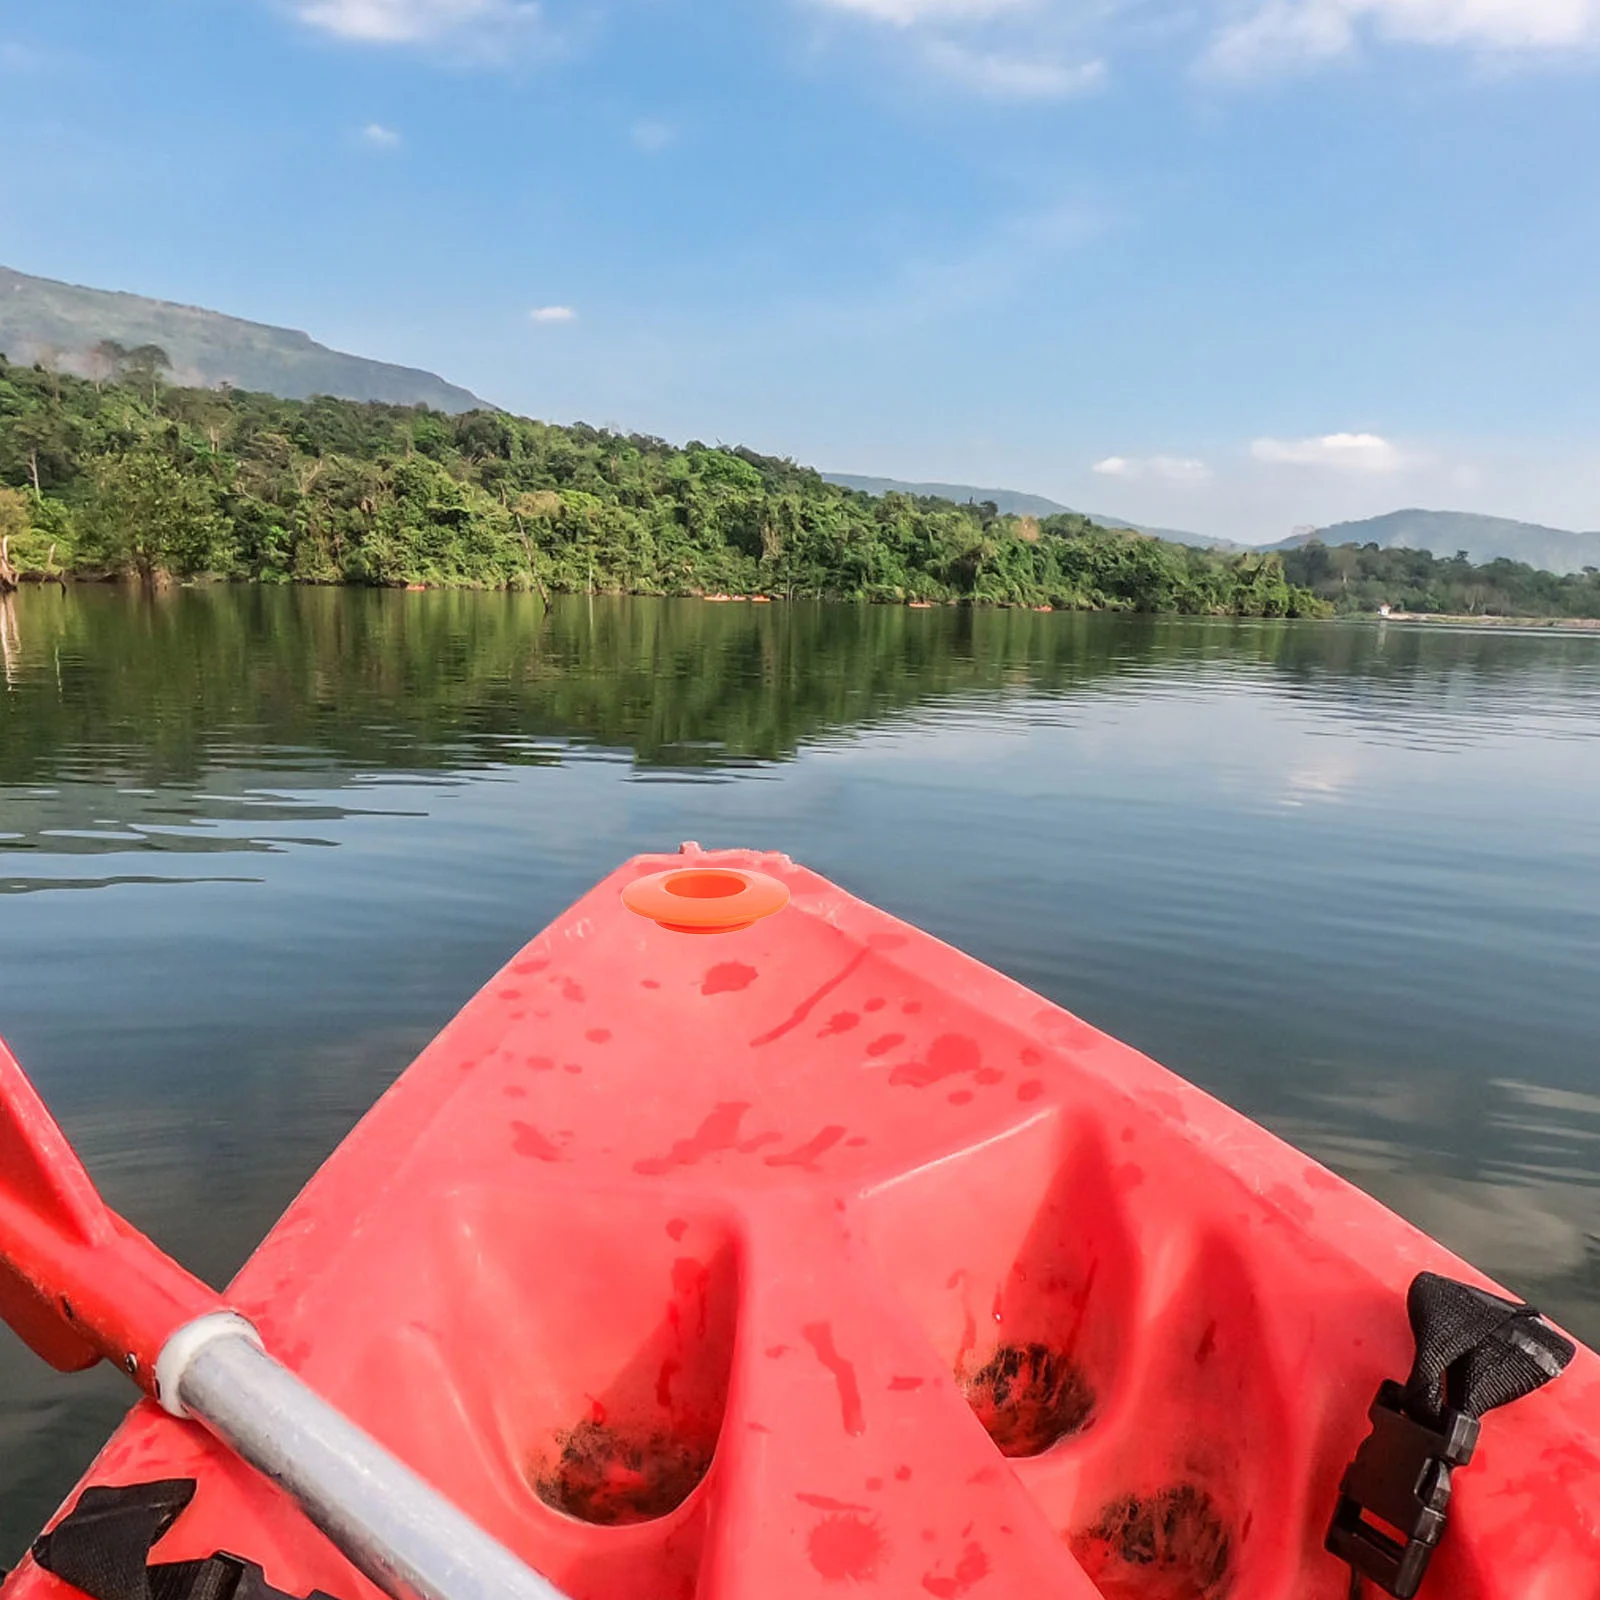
[2,847,1597,1600]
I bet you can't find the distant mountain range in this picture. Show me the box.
[826,475,1600,575]
[821,474,1205,545]
[823,474,1077,520]
[1271,509,1600,576]
[0,265,484,412]
[5,268,1594,574]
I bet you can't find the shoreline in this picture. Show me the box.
[1376,611,1600,633]
[7,578,1600,629]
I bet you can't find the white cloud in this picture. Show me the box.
[1251,432,1406,471]
[923,38,1106,96]
[816,0,1600,82]
[1207,0,1356,70]
[807,0,1104,100]
[1208,0,1600,74]
[530,305,577,323]
[294,0,544,53]
[361,122,402,147]
[813,0,1029,24]
[1094,454,1213,483]
[1372,0,1600,47]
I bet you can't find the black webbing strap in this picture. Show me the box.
[1327,1271,1576,1599]
[32,1481,196,1600]
[32,1480,340,1600]
[1402,1272,1574,1426]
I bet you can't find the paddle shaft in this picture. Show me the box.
[164,1315,571,1600]
[0,1040,572,1600]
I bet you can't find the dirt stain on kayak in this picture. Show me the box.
[511,1122,566,1162]
[634,1102,753,1174]
[921,1539,989,1597]
[889,1034,981,1089]
[764,1125,848,1171]
[1070,1486,1231,1600]
[802,1321,866,1436]
[961,1343,1094,1455]
[702,961,758,995]
[808,1512,885,1583]
[749,948,871,1046]
[533,1419,712,1525]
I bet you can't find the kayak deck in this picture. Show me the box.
[7,846,1600,1599]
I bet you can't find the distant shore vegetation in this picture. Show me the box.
[0,352,1320,615]
[1277,539,1600,621]
[1,349,1595,620]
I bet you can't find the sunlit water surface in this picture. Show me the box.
[1,586,1598,1557]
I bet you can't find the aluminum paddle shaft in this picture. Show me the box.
[154,1313,572,1600]
[0,1038,571,1600]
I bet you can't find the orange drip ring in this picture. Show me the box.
[622,867,791,935]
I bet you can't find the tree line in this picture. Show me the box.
[0,352,1323,615]
[1278,539,1600,619]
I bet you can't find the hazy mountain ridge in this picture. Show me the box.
[824,474,1076,520]
[1286,509,1600,576]
[826,476,1598,575]
[822,473,1219,547]
[0,265,484,413]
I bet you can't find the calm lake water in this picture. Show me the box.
[2,585,1599,1556]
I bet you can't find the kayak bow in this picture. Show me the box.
[2,845,1597,1600]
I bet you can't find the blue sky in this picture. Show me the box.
[2,0,1597,540]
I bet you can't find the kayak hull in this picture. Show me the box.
[5,847,1599,1599]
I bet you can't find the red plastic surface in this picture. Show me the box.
[5,846,1599,1600]
[0,1042,217,1384]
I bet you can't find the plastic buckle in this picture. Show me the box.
[1326,1380,1480,1598]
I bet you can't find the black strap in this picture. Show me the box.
[1403,1271,1574,1426]
[147,1559,263,1600]
[1327,1271,1575,1599]
[32,1481,340,1600]
[32,1481,196,1600]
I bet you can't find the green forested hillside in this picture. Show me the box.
[0,357,1321,614]
[0,264,483,411]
